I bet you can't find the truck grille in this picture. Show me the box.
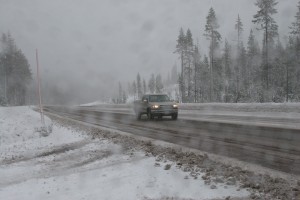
[160,105,173,110]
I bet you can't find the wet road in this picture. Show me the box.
[44,105,300,175]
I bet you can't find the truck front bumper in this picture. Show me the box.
[150,108,178,116]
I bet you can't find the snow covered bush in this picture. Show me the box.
[34,123,53,137]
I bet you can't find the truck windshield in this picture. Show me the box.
[149,95,170,102]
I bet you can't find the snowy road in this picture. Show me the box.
[44,105,300,175]
[81,103,300,129]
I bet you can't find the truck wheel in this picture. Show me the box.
[172,114,178,120]
[147,110,153,120]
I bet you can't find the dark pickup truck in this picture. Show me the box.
[133,94,178,120]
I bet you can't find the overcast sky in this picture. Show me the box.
[0,0,298,104]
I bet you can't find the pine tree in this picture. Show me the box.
[236,42,247,102]
[223,39,232,102]
[247,29,261,101]
[118,82,122,104]
[136,73,142,99]
[132,81,137,100]
[200,56,210,102]
[270,38,285,102]
[234,15,245,102]
[253,0,278,94]
[290,1,300,37]
[204,7,222,102]
[177,73,184,102]
[166,73,171,85]
[247,30,257,59]
[193,45,201,102]
[155,74,164,93]
[285,38,296,102]
[122,91,127,103]
[290,0,300,99]
[0,33,31,105]
[143,79,147,94]
[175,28,186,102]
[185,29,194,102]
[171,64,178,84]
[127,82,132,96]
[148,74,155,93]
[235,15,244,48]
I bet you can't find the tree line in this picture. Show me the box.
[114,64,179,103]
[115,71,173,103]
[0,33,32,106]
[176,0,300,103]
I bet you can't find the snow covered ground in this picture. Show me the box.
[0,106,250,200]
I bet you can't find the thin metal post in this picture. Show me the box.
[36,49,45,126]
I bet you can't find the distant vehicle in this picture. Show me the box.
[133,94,178,120]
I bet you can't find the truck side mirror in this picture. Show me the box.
[143,99,148,103]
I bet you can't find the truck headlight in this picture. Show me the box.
[152,105,159,109]
[173,104,178,108]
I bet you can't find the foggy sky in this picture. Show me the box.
[0,0,298,104]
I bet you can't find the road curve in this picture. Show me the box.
[44,106,300,175]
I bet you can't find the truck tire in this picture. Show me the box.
[147,109,153,120]
[172,114,178,120]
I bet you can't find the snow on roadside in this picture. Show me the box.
[0,106,84,161]
[0,106,250,200]
[179,102,300,113]
[80,101,106,107]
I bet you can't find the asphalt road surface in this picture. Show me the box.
[44,105,300,175]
